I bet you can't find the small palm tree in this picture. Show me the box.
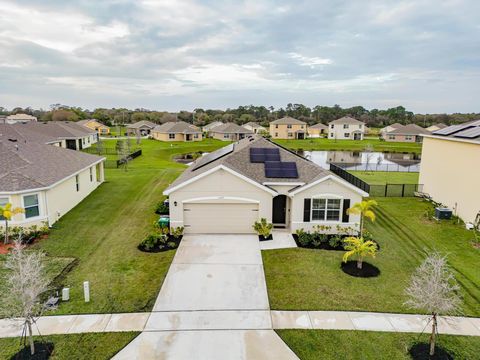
[0,203,24,244]
[342,236,378,269]
[347,200,377,238]
[253,218,273,238]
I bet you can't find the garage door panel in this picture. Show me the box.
[184,203,259,234]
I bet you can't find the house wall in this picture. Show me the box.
[308,128,326,138]
[290,177,363,233]
[269,124,307,139]
[211,132,242,141]
[384,134,421,142]
[167,168,273,228]
[84,121,110,135]
[419,137,480,223]
[328,123,364,140]
[152,132,202,142]
[1,162,105,228]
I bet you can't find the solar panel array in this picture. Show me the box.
[191,143,234,171]
[454,127,480,139]
[249,148,281,163]
[264,161,299,178]
[433,124,473,136]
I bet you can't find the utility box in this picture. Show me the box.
[62,287,70,301]
[158,215,170,228]
[435,207,452,220]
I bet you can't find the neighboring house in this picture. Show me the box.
[243,122,267,134]
[202,121,223,133]
[308,123,328,138]
[426,123,447,132]
[5,113,37,124]
[384,124,430,142]
[164,136,367,234]
[209,123,253,141]
[77,119,110,136]
[0,124,105,228]
[328,117,365,140]
[380,123,403,137]
[13,121,98,150]
[152,121,202,142]
[126,120,156,136]
[269,117,307,139]
[419,120,480,224]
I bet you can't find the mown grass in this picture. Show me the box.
[277,330,480,360]
[351,171,419,185]
[0,332,138,359]
[32,139,226,314]
[263,198,480,316]
[274,138,422,153]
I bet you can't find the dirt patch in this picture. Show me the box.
[341,261,380,278]
[409,343,454,360]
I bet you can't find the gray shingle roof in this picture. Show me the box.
[387,124,430,135]
[153,121,201,134]
[328,116,364,125]
[165,136,332,193]
[126,120,157,129]
[0,126,104,192]
[270,117,306,125]
[243,122,265,129]
[209,123,253,134]
[309,123,328,130]
[202,121,223,131]
[13,121,96,142]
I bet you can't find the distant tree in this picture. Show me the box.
[51,109,78,122]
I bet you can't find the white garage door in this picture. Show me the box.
[183,203,259,234]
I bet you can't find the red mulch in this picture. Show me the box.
[0,243,13,254]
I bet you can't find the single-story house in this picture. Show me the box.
[77,119,110,135]
[243,122,267,134]
[5,113,38,124]
[380,123,403,137]
[152,121,202,142]
[426,123,447,132]
[0,125,105,228]
[308,123,328,138]
[13,121,98,150]
[208,123,253,141]
[419,120,480,224]
[164,136,367,234]
[328,117,365,140]
[126,120,157,136]
[384,124,430,142]
[202,121,223,133]
[269,117,307,139]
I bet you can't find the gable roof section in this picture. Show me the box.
[243,122,265,129]
[309,123,328,130]
[210,122,253,134]
[153,121,201,134]
[202,121,223,131]
[270,117,306,125]
[387,123,430,135]
[126,120,157,129]
[329,116,364,125]
[11,121,95,142]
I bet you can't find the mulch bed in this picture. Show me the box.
[258,234,273,241]
[10,342,54,360]
[340,261,380,278]
[409,343,453,360]
[292,234,345,251]
[138,235,183,253]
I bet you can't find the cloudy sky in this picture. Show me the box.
[0,0,479,113]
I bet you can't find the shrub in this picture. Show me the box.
[140,234,160,251]
[167,241,177,249]
[298,232,312,247]
[295,228,306,237]
[253,218,273,238]
[155,202,169,215]
[328,235,343,248]
[170,227,184,239]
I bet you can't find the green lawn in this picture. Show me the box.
[0,332,138,359]
[274,138,422,153]
[277,330,480,360]
[262,198,480,316]
[31,139,226,315]
[350,171,419,185]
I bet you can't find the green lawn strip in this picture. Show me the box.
[0,332,139,359]
[276,330,480,360]
[262,198,480,316]
[32,139,227,315]
[350,171,419,185]
[274,138,422,153]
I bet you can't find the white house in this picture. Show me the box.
[242,122,267,134]
[328,117,365,140]
[5,113,38,124]
[164,136,367,234]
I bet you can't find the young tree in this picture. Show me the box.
[342,236,378,269]
[116,140,130,171]
[1,236,49,355]
[0,203,24,244]
[404,252,462,356]
[347,200,378,238]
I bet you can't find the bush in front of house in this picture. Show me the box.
[155,202,169,215]
[293,225,363,251]
[253,218,273,241]
[138,226,184,253]
[0,223,50,245]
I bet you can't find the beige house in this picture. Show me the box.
[77,119,110,135]
[308,123,328,138]
[0,124,105,228]
[269,117,307,139]
[152,121,202,142]
[242,122,267,134]
[419,120,480,224]
[202,121,223,133]
[328,117,365,140]
[126,120,157,136]
[380,123,403,137]
[426,123,447,132]
[209,123,253,141]
[164,136,367,234]
[384,124,430,142]
[5,113,37,124]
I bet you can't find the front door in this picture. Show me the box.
[353,132,362,140]
[272,195,287,225]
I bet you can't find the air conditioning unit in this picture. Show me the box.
[435,207,452,220]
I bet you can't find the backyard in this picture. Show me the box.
[351,171,419,185]
[263,197,480,316]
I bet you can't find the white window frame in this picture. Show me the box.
[405,135,413,141]
[76,175,80,192]
[90,167,93,182]
[389,135,395,140]
[169,133,175,139]
[287,124,292,129]
[330,124,334,129]
[343,124,349,129]
[22,193,41,220]
[344,132,350,138]
[310,195,343,223]
[223,134,230,139]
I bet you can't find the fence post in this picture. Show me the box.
[384,183,388,197]
[401,184,405,197]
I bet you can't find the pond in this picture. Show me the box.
[298,150,421,172]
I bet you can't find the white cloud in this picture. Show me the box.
[288,53,333,68]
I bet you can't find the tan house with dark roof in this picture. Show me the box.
[152,121,202,142]
[164,136,367,234]
[308,123,328,138]
[419,120,480,224]
[77,119,110,135]
[126,120,157,136]
[269,117,307,139]
[384,124,430,142]
[328,117,365,140]
[209,123,253,141]
[0,124,105,228]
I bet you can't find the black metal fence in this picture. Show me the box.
[330,164,370,193]
[101,149,142,168]
[332,162,420,173]
[84,147,140,156]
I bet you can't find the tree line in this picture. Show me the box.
[1,103,478,128]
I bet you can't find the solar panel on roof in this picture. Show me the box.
[453,127,480,139]
[264,161,298,178]
[433,124,473,136]
[192,143,234,171]
[249,148,280,163]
